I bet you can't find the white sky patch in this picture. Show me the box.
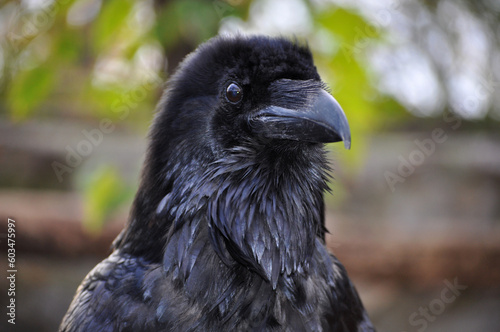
[424,27,453,71]
[451,2,490,73]
[221,0,312,36]
[309,27,340,56]
[370,46,444,117]
[92,56,132,88]
[133,42,165,80]
[219,16,247,36]
[21,0,53,11]
[250,0,312,35]
[129,0,156,33]
[67,0,102,27]
[92,42,164,89]
[449,73,491,119]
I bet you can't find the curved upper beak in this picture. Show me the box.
[249,89,351,149]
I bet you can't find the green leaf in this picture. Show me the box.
[316,7,380,45]
[7,66,56,120]
[54,28,83,63]
[91,0,134,52]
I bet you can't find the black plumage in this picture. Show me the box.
[60,35,375,332]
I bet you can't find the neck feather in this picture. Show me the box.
[119,142,330,289]
[178,144,329,287]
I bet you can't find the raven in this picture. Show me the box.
[60,35,375,332]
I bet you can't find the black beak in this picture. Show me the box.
[249,89,351,149]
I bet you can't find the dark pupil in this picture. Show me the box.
[226,83,242,103]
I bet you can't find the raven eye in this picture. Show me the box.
[226,83,242,103]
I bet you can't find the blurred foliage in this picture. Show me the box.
[6,65,56,120]
[312,7,409,173]
[0,0,250,122]
[81,165,134,234]
[0,0,497,228]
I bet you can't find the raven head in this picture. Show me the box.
[165,35,350,152]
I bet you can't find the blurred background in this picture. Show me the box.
[0,0,499,331]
